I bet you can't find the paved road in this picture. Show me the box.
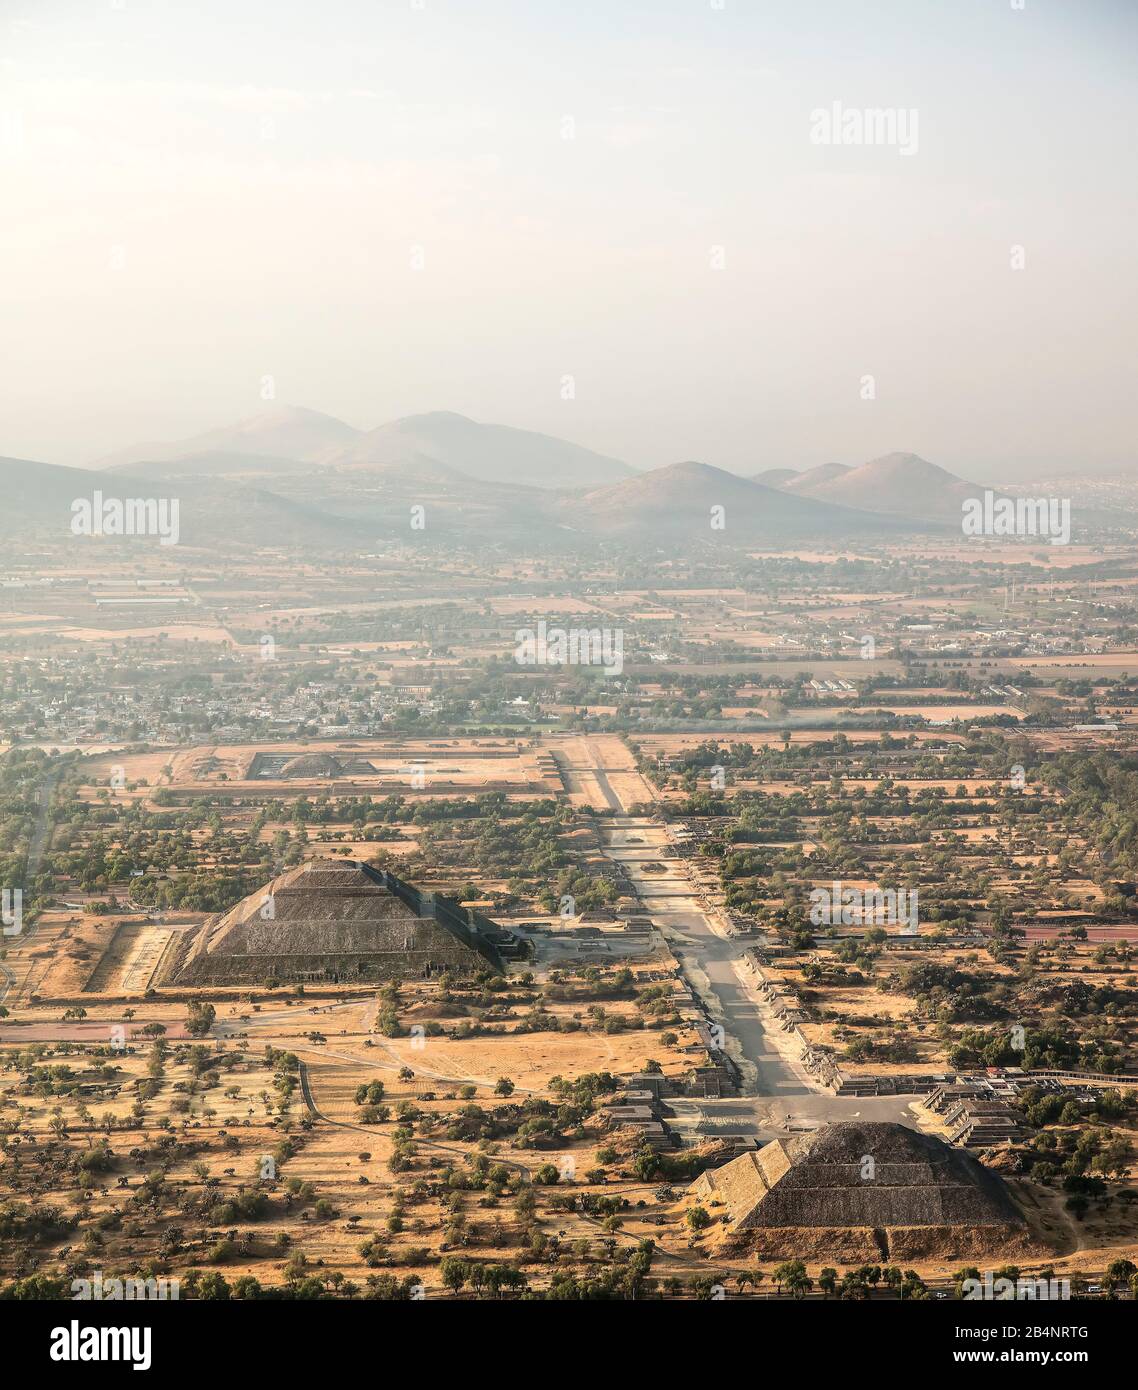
[579,747,917,1137]
[603,821,812,1097]
[552,746,622,811]
[26,771,60,874]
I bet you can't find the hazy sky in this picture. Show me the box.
[2,0,1136,479]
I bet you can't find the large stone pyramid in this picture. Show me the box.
[159,859,506,986]
[689,1121,1025,1258]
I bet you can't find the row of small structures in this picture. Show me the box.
[739,949,1138,1149]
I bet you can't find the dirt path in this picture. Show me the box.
[298,1057,533,1180]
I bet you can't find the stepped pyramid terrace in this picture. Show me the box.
[158,859,514,986]
[688,1121,1028,1260]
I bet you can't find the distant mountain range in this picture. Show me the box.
[779,461,852,496]
[2,409,1064,550]
[773,452,982,522]
[95,405,360,470]
[0,454,373,548]
[746,452,989,524]
[750,467,798,489]
[561,461,907,539]
[321,410,632,487]
[99,406,632,489]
